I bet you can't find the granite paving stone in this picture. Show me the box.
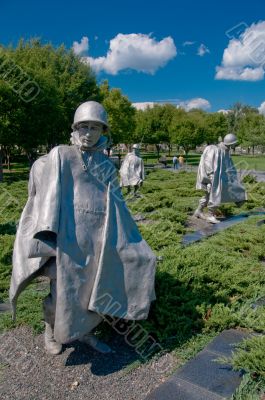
[145,378,225,400]
[177,350,243,398]
[145,329,250,400]
[205,329,251,357]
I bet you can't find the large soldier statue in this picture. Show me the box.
[194,133,247,224]
[10,101,156,355]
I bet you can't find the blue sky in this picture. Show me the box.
[1,0,265,111]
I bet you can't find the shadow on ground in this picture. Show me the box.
[3,171,29,183]
[0,222,17,235]
[64,334,142,376]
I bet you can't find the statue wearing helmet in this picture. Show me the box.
[120,143,145,197]
[194,133,247,224]
[10,102,156,356]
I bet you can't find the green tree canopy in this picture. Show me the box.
[100,80,136,145]
[169,108,205,154]
[0,38,100,158]
[237,112,265,153]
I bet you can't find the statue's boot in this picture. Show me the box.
[44,322,62,355]
[205,211,220,224]
[80,333,112,354]
[193,205,205,219]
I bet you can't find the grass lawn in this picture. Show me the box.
[132,151,265,171]
[0,166,265,399]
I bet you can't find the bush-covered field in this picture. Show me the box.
[135,152,265,171]
[0,167,265,399]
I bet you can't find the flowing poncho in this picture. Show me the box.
[196,143,247,207]
[120,152,144,187]
[10,143,156,344]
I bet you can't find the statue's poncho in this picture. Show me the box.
[10,144,156,344]
[196,143,247,207]
[120,152,144,187]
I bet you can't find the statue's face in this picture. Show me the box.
[77,121,103,148]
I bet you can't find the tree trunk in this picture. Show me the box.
[155,144,160,159]
[118,153,122,168]
[27,151,37,168]
[0,150,3,182]
[252,145,255,156]
[7,153,10,171]
[184,148,189,165]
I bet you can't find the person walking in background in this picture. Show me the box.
[178,155,185,168]
[172,155,178,170]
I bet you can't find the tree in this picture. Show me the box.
[100,81,136,145]
[134,104,176,157]
[0,80,22,171]
[204,112,229,144]
[237,112,265,154]
[170,109,204,154]
[0,39,100,174]
[227,102,258,133]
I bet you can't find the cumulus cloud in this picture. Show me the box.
[177,98,211,111]
[132,98,211,111]
[197,43,210,56]
[76,33,177,75]
[132,102,155,110]
[216,66,264,81]
[73,36,89,55]
[217,109,231,114]
[258,101,265,115]
[216,21,265,81]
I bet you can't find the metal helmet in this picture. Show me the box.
[223,133,238,146]
[73,101,108,129]
[132,144,140,149]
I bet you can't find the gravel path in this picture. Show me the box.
[0,326,177,400]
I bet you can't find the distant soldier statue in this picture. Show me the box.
[194,133,247,224]
[10,101,156,355]
[119,144,145,196]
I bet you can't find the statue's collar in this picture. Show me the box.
[77,135,108,153]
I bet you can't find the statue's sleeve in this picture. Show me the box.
[33,146,61,240]
[107,161,124,201]
[203,146,216,180]
[27,162,36,197]
[141,158,145,181]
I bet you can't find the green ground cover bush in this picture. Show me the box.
[0,167,264,398]
[136,152,265,171]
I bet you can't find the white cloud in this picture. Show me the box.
[132,102,155,110]
[177,98,211,111]
[216,66,264,81]
[216,21,265,81]
[78,33,177,75]
[183,41,195,46]
[217,109,231,114]
[258,101,265,115]
[133,98,211,111]
[73,36,89,55]
[197,43,210,56]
